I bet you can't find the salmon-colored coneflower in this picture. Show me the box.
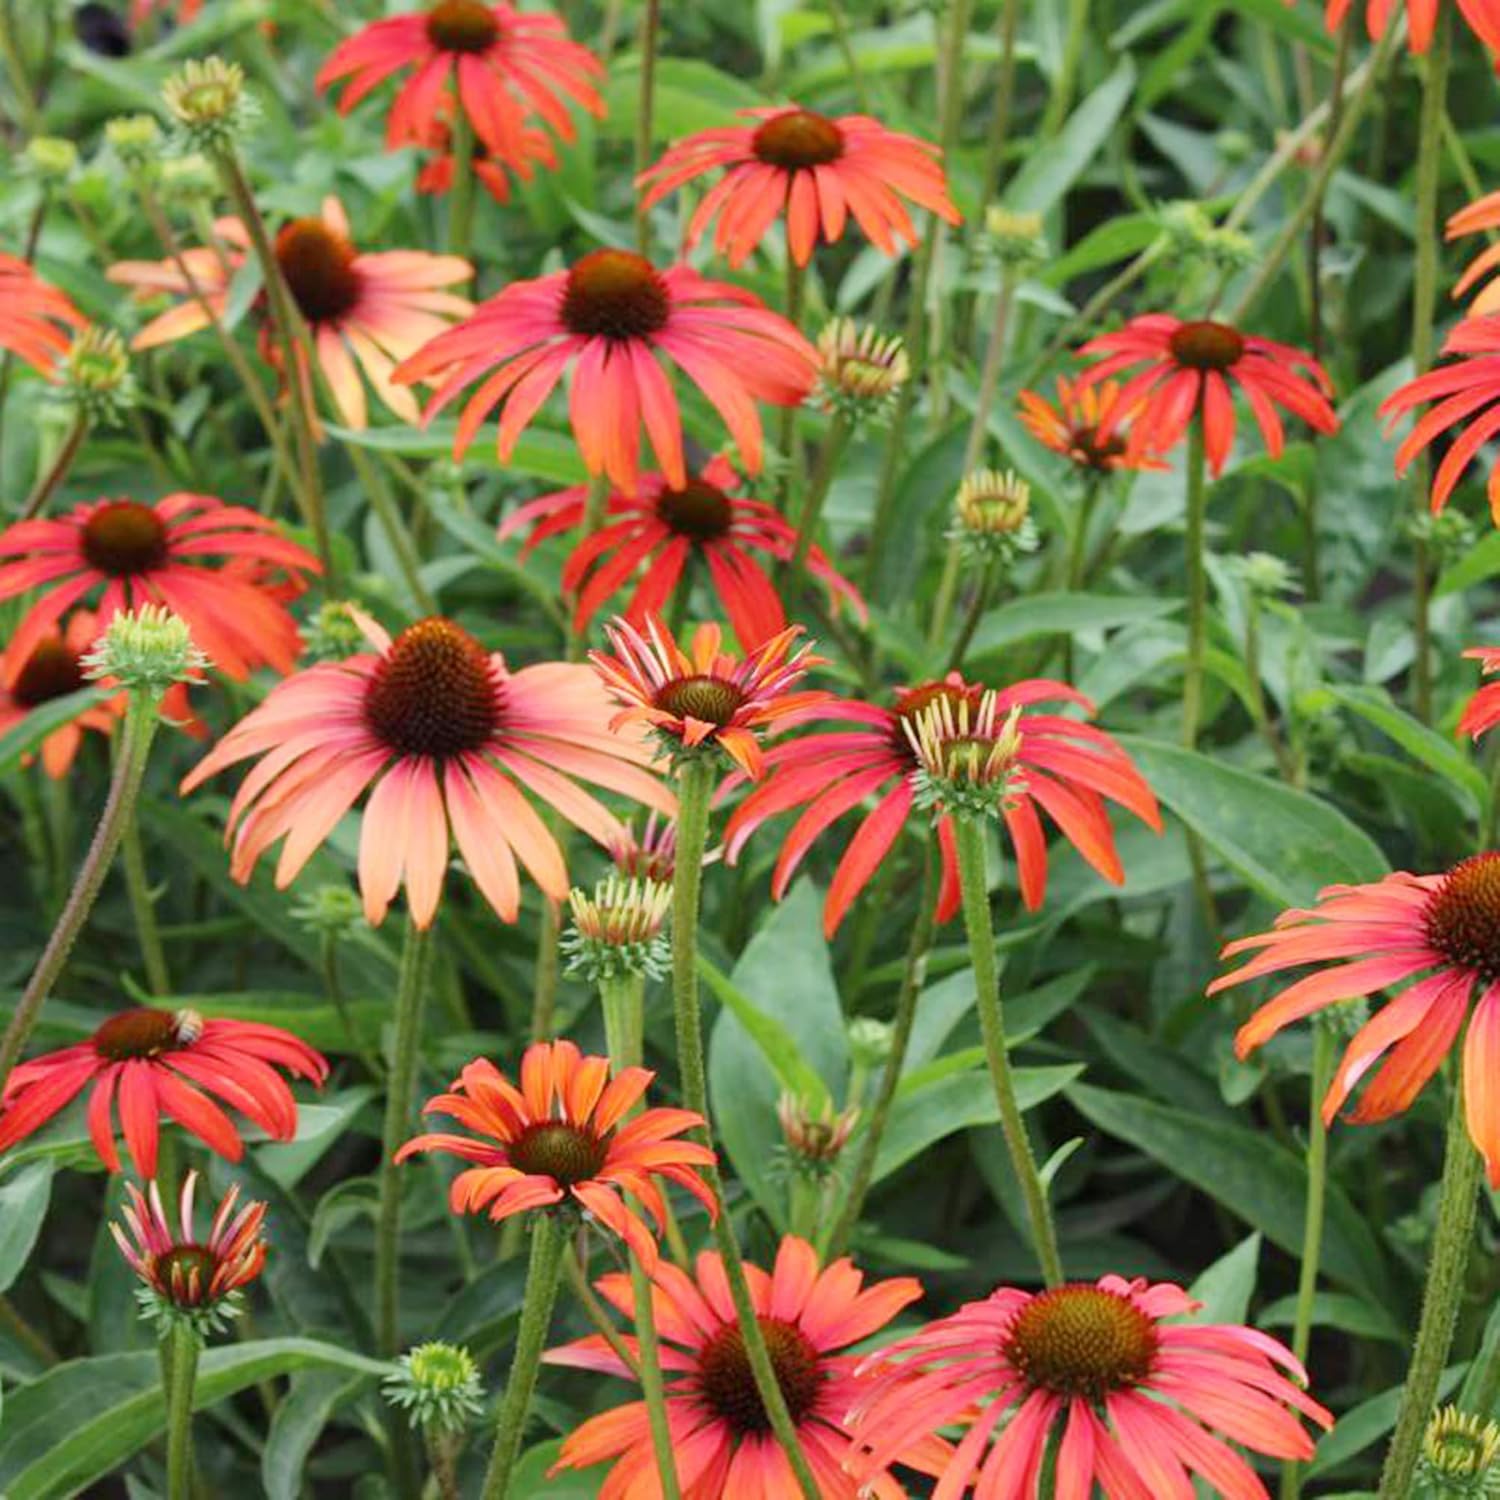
[1016,376,1166,474]
[0,612,123,778]
[0,254,85,375]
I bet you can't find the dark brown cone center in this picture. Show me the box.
[656,478,734,542]
[94,1007,185,1061]
[425,0,500,52]
[81,501,169,578]
[1426,853,1500,984]
[363,617,500,759]
[752,109,845,170]
[1005,1286,1158,1401]
[274,218,363,325]
[153,1244,217,1305]
[654,675,745,727]
[561,250,670,341]
[506,1121,608,1184]
[1167,319,1245,372]
[698,1317,823,1434]
[1073,426,1129,470]
[11,638,85,706]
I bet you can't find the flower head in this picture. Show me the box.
[1017,376,1165,475]
[563,873,673,982]
[906,686,1026,819]
[849,1274,1331,1498]
[82,603,207,696]
[0,255,86,378]
[111,1171,267,1338]
[1420,1407,1500,1497]
[396,251,817,493]
[414,109,557,204]
[546,1235,942,1496]
[384,1342,486,1435]
[59,326,135,425]
[395,1039,716,1268]
[0,611,123,778]
[950,467,1040,567]
[984,206,1047,273]
[181,611,672,929]
[23,136,80,183]
[638,105,960,268]
[1210,856,1500,1184]
[162,57,257,152]
[1299,0,1500,55]
[607,812,677,883]
[777,1091,858,1178]
[0,1006,328,1177]
[815,317,909,420]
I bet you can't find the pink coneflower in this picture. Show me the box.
[0,611,122,779]
[1211,856,1500,1184]
[395,1039,716,1268]
[394,250,818,494]
[181,611,673,928]
[0,254,85,375]
[724,673,1161,937]
[638,106,960,268]
[0,1006,327,1178]
[848,1274,1331,1499]
[1460,648,1500,739]
[1076,315,1339,476]
[546,1234,946,1496]
[0,493,319,683]
[316,1,604,160]
[1016,376,1166,475]
[1295,0,1500,53]
[498,454,864,647]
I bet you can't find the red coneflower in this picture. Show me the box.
[1297,0,1500,53]
[315,0,603,160]
[723,673,1161,937]
[0,1006,328,1177]
[498,454,865,647]
[1016,376,1166,474]
[848,1274,1330,1500]
[1460,648,1500,739]
[590,615,824,780]
[1076,315,1339,476]
[637,106,960,269]
[1210,858,1500,1183]
[414,108,557,203]
[396,250,817,495]
[546,1234,945,1497]
[0,611,122,778]
[181,611,673,928]
[0,254,85,375]
[0,493,319,684]
[395,1039,716,1269]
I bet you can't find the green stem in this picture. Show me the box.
[0,2,39,134]
[19,411,87,522]
[775,260,808,515]
[1182,417,1208,749]
[447,106,477,263]
[1039,0,1089,139]
[951,817,1064,1286]
[120,805,170,996]
[825,0,870,111]
[633,0,661,255]
[945,560,995,674]
[788,411,848,588]
[164,1322,200,1500]
[344,443,436,615]
[1378,1076,1482,1499]
[1306,16,1353,363]
[1067,474,1104,591]
[599,973,645,1071]
[480,1214,567,1500]
[0,694,160,1093]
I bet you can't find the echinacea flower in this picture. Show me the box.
[0,612,123,778]
[1210,856,1500,1184]
[1076,315,1339,476]
[316,0,603,160]
[414,109,557,203]
[0,493,319,684]
[1017,376,1166,474]
[638,106,960,268]
[1445,190,1500,315]
[590,615,825,779]
[546,1234,944,1497]
[395,250,818,494]
[724,674,1160,937]
[181,611,673,928]
[0,1006,328,1177]
[0,254,86,375]
[1460,648,1500,740]
[848,1274,1330,1500]
[1295,0,1500,54]
[395,1039,716,1268]
[498,454,864,647]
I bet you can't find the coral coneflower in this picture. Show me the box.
[396,251,817,494]
[1460,648,1500,740]
[1299,0,1500,53]
[414,108,557,203]
[637,106,960,269]
[0,1006,327,1177]
[181,611,673,928]
[724,674,1160,937]
[395,1039,716,1269]
[1017,376,1166,474]
[590,615,824,780]
[316,1,603,159]
[0,493,319,683]
[498,454,864,647]
[1076,315,1339,476]
[1210,858,1500,1184]
[0,612,123,778]
[546,1235,944,1497]
[0,254,86,376]
[848,1274,1330,1499]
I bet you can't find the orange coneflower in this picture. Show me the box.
[848,1275,1330,1499]
[546,1234,946,1496]
[1295,0,1500,53]
[1460,648,1500,739]
[396,1039,716,1269]
[0,254,85,376]
[1016,376,1166,474]
[395,250,817,494]
[0,612,123,778]
[638,106,960,269]
[181,611,673,928]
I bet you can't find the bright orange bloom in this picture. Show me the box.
[396,1039,716,1269]
[0,611,123,778]
[1294,0,1500,53]
[638,106,960,268]
[1446,190,1500,314]
[0,1006,328,1178]
[0,254,85,376]
[181,611,672,928]
[1460,648,1500,740]
[414,110,557,203]
[1016,376,1166,474]
[1210,858,1500,1184]
[396,250,817,494]
[546,1234,945,1497]
[849,1275,1330,1499]
[590,615,825,780]
[108,197,473,430]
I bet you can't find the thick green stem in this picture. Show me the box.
[952,817,1064,1287]
[164,1322,200,1500]
[447,106,477,263]
[1182,418,1209,749]
[633,0,661,255]
[120,806,170,995]
[1378,1078,1482,1499]
[19,411,87,522]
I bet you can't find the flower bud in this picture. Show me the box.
[777,1091,859,1178]
[816,317,909,421]
[848,1017,894,1072]
[84,605,207,696]
[562,873,672,982]
[906,689,1027,819]
[983,207,1047,273]
[950,467,1039,568]
[61,326,135,425]
[384,1342,485,1435]
[1419,1407,1500,1497]
[105,114,162,172]
[163,57,256,153]
[24,136,79,183]
[290,883,366,939]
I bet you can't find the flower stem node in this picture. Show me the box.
[61,326,135,426]
[905,688,1027,819]
[950,468,1039,568]
[562,873,673,982]
[384,1342,486,1435]
[105,115,162,172]
[162,58,258,154]
[1419,1407,1500,1497]
[83,604,208,697]
[815,318,909,422]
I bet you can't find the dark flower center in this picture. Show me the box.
[656,479,734,542]
[74,3,131,58]
[1005,1285,1158,1401]
[561,250,671,341]
[81,501,169,577]
[152,1244,218,1305]
[11,638,85,706]
[274,218,363,325]
[94,1007,191,1062]
[1426,853,1500,984]
[363,617,500,759]
[698,1317,823,1434]
[891,680,981,756]
[426,0,500,52]
[506,1121,608,1184]
[1073,426,1129,470]
[752,109,845,170]
[1167,319,1245,372]
[654,675,745,727]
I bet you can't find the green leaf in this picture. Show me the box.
[1258,1292,1405,1346]
[0,688,110,776]
[0,1163,52,1295]
[1187,1234,1261,1326]
[308,1176,381,1270]
[262,1369,371,1500]
[1308,1365,1468,1479]
[966,593,1180,664]
[326,421,587,484]
[602,57,763,142]
[698,956,831,1109]
[256,1089,377,1190]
